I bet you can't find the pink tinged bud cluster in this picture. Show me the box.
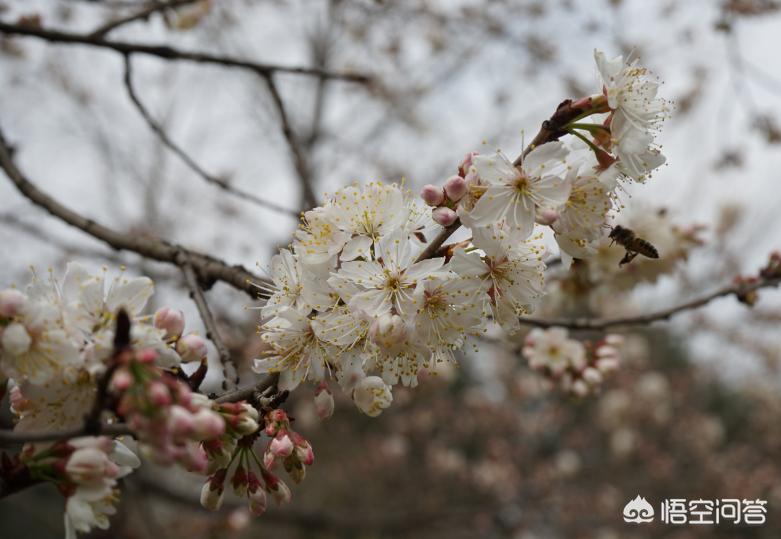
[523,328,623,397]
[263,409,315,484]
[200,408,310,519]
[420,160,473,225]
[111,348,225,472]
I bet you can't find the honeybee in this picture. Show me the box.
[608,225,659,266]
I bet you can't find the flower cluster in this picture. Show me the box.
[201,401,261,472]
[200,409,313,516]
[0,263,206,388]
[20,436,140,538]
[110,348,225,472]
[523,328,622,396]
[256,50,667,414]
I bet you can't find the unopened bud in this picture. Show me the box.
[582,367,603,385]
[369,313,407,348]
[110,368,133,392]
[147,381,172,406]
[535,207,560,226]
[248,479,268,516]
[431,206,458,226]
[176,333,208,363]
[168,405,195,436]
[444,175,467,202]
[192,409,225,439]
[420,184,445,207]
[314,382,334,420]
[353,376,393,417]
[270,432,294,458]
[0,289,26,318]
[1,323,31,356]
[154,307,185,340]
[201,480,225,511]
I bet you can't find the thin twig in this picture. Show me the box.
[0,125,272,299]
[122,55,298,217]
[518,274,781,330]
[414,219,462,263]
[214,373,278,404]
[261,73,318,210]
[178,252,238,390]
[89,0,200,38]
[0,21,370,83]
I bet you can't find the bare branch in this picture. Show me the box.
[122,55,298,218]
[0,125,273,299]
[261,73,318,210]
[0,20,371,83]
[414,219,462,263]
[178,252,237,390]
[89,0,200,38]
[519,274,781,330]
[214,373,278,404]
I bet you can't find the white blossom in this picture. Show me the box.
[450,224,546,333]
[465,144,572,238]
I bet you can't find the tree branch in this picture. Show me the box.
[261,73,318,210]
[0,125,272,299]
[122,54,298,218]
[178,252,237,390]
[0,20,370,83]
[518,274,781,330]
[89,0,200,39]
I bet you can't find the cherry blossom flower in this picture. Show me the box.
[327,229,446,318]
[451,224,546,333]
[464,144,572,238]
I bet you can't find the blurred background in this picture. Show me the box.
[1,0,781,537]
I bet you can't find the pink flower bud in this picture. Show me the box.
[0,289,26,318]
[201,480,225,511]
[582,367,603,385]
[294,443,315,466]
[1,323,31,356]
[535,208,560,226]
[192,409,225,439]
[444,175,467,202]
[248,484,268,516]
[168,405,195,436]
[314,382,334,420]
[270,432,294,458]
[154,307,185,340]
[420,184,445,207]
[596,357,619,373]
[110,368,133,392]
[571,379,590,397]
[176,333,208,363]
[432,206,457,227]
[268,479,292,505]
[147,381,171,406]
[137,348,157,364]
